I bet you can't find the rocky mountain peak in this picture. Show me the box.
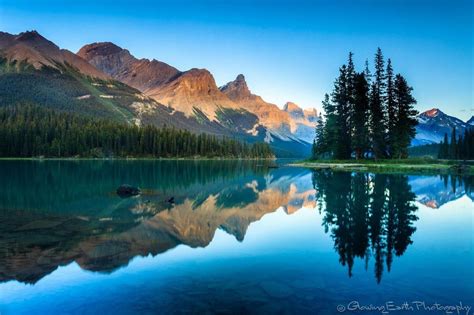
[14,30,59,52]
[15,30,42,41]
[283,102,303,113]
[422,108,442,118]
[303,108,318,116]
[178,68,216,86]
[78,42,179,91]
[0,30,107,79]
[77,42,125,59]
[414,107,469,146]
[283,102,306,121]
[235,74,246,82]
[220,74,252,101]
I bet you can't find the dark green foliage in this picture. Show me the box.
[312,49,418,160]
[352,73,370,159]
[438,128,474,160]
[332,53,355,159]
[386,59,396,156]
[313,94,336,159]
[0,105,274,159]
[450,128,457,158]
[370,48,387,159]
[438,133,450,158]
[392,74,418,158]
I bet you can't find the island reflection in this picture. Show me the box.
[0,160,471,284]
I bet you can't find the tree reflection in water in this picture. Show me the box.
[312,171,418,283]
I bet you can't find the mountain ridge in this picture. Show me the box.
[413,107,471,146]
[0,30,108,79]
[78,43,319,144]
[77,42,180,91]
[0,30,313,157]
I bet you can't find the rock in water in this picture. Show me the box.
[116,185,140,197]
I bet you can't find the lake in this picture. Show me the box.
[0,160,472,314]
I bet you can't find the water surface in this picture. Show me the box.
[0,160,472,314]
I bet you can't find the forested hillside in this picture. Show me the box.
[0,105,274,159]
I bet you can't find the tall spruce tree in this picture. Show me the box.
[313,93,336,158]
[386,59,396,157]
[364,59,372,85]
[332,64,352,159]
[369,48,387,159]
[352,72,370,159]
[393,74,418,158]
[313,49,418,161]
[450,127,457,159]
[346,52,357,156]
[438,133,449,159]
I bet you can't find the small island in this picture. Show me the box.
[295,49,473,175]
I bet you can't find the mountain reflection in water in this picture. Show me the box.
[0,160,472,285]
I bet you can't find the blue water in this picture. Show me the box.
[0,160,472,314]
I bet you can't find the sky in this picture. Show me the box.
[0,0,472,120]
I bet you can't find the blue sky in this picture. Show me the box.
[0,0,472,120]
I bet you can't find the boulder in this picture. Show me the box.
[116,185,140,197]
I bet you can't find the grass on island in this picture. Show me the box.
[292,158,474,175]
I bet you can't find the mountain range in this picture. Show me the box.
[0,30,471,154]
[413,108,473,146]
[0,30,317,157]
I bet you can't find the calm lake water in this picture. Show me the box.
[0,160,472,314]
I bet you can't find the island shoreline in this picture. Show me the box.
[289,159,474,175]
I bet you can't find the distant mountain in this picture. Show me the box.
[78,42,240,119]
[467,116,474,126]
[412,108,471,146]
[283,102,319,143]
[79,42,317,155]
[220,75,319,143]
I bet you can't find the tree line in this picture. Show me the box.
[313,49,418,160]
[0,105,274,159]
[438,127,474,160]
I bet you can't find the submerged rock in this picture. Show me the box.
[116,185,141,197]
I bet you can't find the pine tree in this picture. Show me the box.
[332,64,351,159]
[386,59,396,157]
[369,48,387,159]
[313,49,419,161]
[352,72,370,159]
[364,59,372,86]
[393,74,418,158]
[450,127,457,159]
[438,133,449,159]
[314,94,334,158]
